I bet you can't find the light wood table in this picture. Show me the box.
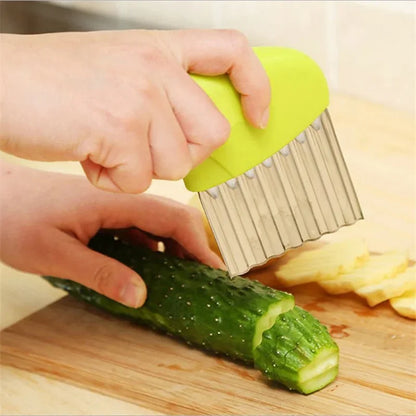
[1,95,415,415]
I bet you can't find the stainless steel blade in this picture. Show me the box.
[199,109,363,277]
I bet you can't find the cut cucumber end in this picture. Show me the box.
[297,347,339,394]
[252,296,295,350]
[253,307,339,394]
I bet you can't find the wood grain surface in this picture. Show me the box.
[1,257,415,416]
[1,94,414,415]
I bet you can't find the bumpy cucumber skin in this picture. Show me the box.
[44,234,339,393]
[45,234,293,363]
[254,306,339,393]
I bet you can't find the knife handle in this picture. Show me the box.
[184,46,329,192]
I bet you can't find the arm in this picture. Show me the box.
[0,30,270,193]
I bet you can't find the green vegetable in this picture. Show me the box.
[44,233,338,393]
[255,306,339,394]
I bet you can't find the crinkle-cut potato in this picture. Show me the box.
[319,251,409,295]
[356,265,415,306]
[274,239,369,286]
[390,289,416,319]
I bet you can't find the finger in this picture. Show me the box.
[45,230,147,308]
[163,239,210,267]
[161,65,230,166]
[162,29,271,128]
[97,194,225,269]
[80,140,153,194]
[149,89,193,180]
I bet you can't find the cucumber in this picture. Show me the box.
[255,306,339,394]
[43,233,339,393]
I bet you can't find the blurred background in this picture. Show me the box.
[1,3,415,412]
[1,0,415,114]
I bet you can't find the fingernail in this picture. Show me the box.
[260,108,270,129]
[120,276,146,308]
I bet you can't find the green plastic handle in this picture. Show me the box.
[183,46,329,192]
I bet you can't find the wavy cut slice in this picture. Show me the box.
[356,266,415,306]
[275,239,369,286]
[390,289,416,319]
[320,251,408,295]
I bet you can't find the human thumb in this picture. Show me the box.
[47,233,147,308]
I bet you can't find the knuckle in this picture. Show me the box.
[172,160,192,180]
[206,118,231,148]
[224,29,250,53]
[85,113,143,159]
[80,135,108,162]
[161,170,186,181]
[137,44,168,70]
[92,262,120,297]
[134,173,152,193]
[134,78,158,105]
[157,159,192,181]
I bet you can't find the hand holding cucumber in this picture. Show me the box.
[0,161,224,307]
[0,29,270,193]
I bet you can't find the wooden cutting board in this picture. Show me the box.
[1,261,415,415]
